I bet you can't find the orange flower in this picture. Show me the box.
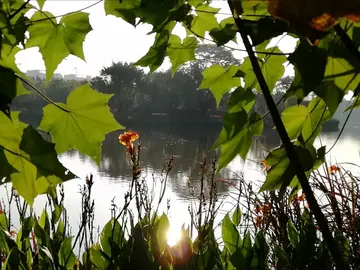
[292,193,306,204]
[345,14,360,22]
[119,131,139,146]
[311,13,337,31]
[328,165,340,175]
[261,160,271,172]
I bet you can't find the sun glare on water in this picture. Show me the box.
[166,225,182,247]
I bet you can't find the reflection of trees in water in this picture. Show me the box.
[63,126,282,199]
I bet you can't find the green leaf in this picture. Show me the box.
[39,209,50,233]
[90,244,109,269]
[324,57,360,92]
[242,1,269,20]
[36,0,46,9]
[199,64,242,106]
[232,205,242,226]
[0,112,73,205]
[135,25,174,72]
[39,84,124,165]
[314,81,344,114]
[251,231,269,269]
[287,40,327,101]
[188,4,220,37]
[242,47,286,92]
[260,145,314,192]
[209,17,238,46]
[287,220,299,247]
[281,105,309,140]
[213,110,248,148]
[58,237,76,269]
[188,0,204,7]
[100,219,125,257]
[167,35,198,75]
[26,11,92,82]
[243,17,289,46]
[274,244,290,267]
[222,213,241,255]
[0,66,28,118]
[155,213,170,253]
[227,87,255,113]
[0,148,16,182]
[20,125,76,184]
[104,0,140,25]
[301,98,331,144]
[2,248,28,269]
[217,112,263,171]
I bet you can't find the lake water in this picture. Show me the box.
[2,123,360,245]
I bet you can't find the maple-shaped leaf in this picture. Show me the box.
[135,23,175,72]
[0,112,74,205]
[188,4,219,38]
[199,64,243,106]
[167,35,198,75]
[104,0,140,25]
[36,0,46,9]
[242,46,286,92]
[26,11,92,82]
[324,57,360,92]
[39,84,124,165]
[281,105,309,140]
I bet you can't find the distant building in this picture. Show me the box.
[26,70,45,80]
[64,74,77,80]
[26,70,63,80]
[52,73,63,79]
[26,70,92,81]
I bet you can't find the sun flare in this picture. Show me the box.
[166,225,182,247]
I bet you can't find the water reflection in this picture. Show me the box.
[63,125,276,200]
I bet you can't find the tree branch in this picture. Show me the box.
[8,0,30,21]
[227,1,347,269]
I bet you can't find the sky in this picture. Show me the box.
[16,0,297,78]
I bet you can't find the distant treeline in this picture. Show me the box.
[12,44,296,127]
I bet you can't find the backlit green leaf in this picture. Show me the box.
[101,219,125,257]
[188,4,219,38]
[287,40,327,101]
[243,17,289,46]
[281,105,308,140]
[135,25,175,72]
[301,98,331,144]
[167,35,198,75]
[199,64,242,106]
[39,84,123,165]
[314,81,344,114]
[104,0,140,25]
[324,57,360,92]
[36,0,46,9]
[222,213,241,254]
[228,87,255,113]
[217,112,263,171]
[209,17,237,46]
[0,112,74,204]
[287,220,299,247]
[58,237,76,269]
[232,205,242,227]
[242,47,286,92]
[90,245,109,269]
[26,11,92,82]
